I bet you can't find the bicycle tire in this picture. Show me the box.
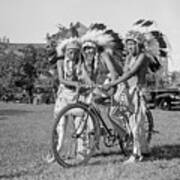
[146,108,154,143]
[52,102,100,168]
[119,108,154,156]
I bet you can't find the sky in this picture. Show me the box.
[0,0,180,71]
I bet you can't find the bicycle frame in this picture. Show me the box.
[77,101,113,137]
[75,86,136,147]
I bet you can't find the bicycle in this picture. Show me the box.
[51,85,154,168]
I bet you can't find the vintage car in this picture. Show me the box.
[145,87,180,110]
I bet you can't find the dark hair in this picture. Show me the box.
[80,54,96,75]
[125,40,145,54]
[148,55,161,72]
[138,43,145,52]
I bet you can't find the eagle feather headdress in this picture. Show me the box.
[56,37,81,57]
[132,19,171,58]
[80,23,125,76]
[80,23,124,59]
[126,19,171,72]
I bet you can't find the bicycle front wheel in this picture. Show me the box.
[52,103,100,168]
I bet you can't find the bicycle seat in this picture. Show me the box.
[93,96,111,106]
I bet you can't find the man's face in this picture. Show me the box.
[83,46,96,65]
[66,48,79,61]
[126,40,139,56]
[65,48,79,76]
[65,59,74,76]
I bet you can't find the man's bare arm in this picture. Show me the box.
[101,52,119,81]
[57,60,79,88]
[110,53,145,86]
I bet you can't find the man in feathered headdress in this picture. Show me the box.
[79,23,124,92]
[46,37,82,163]
[75,23,129,155]
[103,30,159,163]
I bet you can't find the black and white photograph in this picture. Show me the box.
[0,0,180,179]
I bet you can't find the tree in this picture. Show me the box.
[0,50,23,96]
[171,71,180,85]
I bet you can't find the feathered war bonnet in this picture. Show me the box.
[55,37,81,78]
[125,30,146,46]
[56,37,81,58]
[80,23,124,60]
[126,19,171,72]
[132,19,171,58]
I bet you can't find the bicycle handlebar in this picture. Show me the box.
[77,83,111,99]
[77,83,105,92]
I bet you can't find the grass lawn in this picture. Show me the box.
[0,102,180,180]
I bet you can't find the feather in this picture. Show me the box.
[105,30,124,51]
[56,37,80,57]
[133,19,145,25]
[150,31,167,48]
[144,31,168,71]
[90,23,107,31]
[148,55,161,72]
[81,24,124,69]
[159,50,167,57]
[144,32,160,57]
[142,20,154,27]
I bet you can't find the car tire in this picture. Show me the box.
[159,99,171,110]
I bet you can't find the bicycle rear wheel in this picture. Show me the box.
[52,103,100,168]
[145,108,154,143]
[119,108,154,156]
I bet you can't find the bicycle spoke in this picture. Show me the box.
[52,103,100,167]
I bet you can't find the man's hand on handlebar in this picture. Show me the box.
[79,83,102,89]
[101,83,112,91]
[76,83,102,93]
[76,83,116,97]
